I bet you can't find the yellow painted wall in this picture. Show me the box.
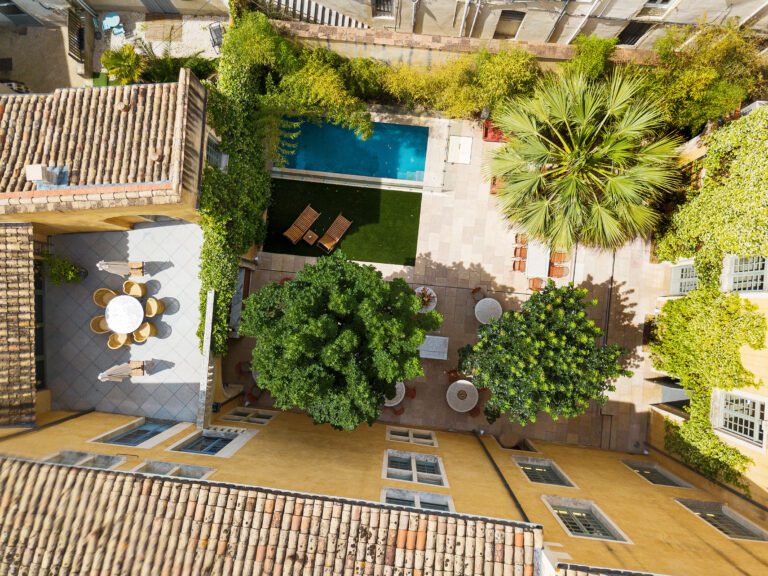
[485,436,768,576]
[3,409,768,575]
[0,409,521,521]
[0,201,200,235]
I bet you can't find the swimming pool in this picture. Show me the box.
[285,121,429,181]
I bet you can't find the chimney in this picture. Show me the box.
[25,164,69,187]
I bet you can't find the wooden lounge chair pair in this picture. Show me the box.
[318,214,352,253]
[283,205,320,244]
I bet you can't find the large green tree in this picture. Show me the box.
[459,282,629,425]
[240,252,442,430]
[488,72,681,251]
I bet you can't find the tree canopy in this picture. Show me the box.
[645,20,767,136]
[563,34,618,81]
[459,282,629,425]
[656,107,768,285]
[488,72,681,251]
[239,252,442,430]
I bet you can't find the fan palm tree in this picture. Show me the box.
[488,72,681,251]
[101,44,145,86]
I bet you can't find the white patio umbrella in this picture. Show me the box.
[98,360,150,382]
[97,260,144,277]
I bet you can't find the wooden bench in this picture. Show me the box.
[283,205,320,244]
[318,214,352,253]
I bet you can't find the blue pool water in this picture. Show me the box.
[286,121,429,181]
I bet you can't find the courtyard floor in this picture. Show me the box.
[45,222,203,422]
[235,118,673,453]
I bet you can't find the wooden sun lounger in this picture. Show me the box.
[283,205,320,244]
[318,214,352,253]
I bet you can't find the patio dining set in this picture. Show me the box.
[283,205,352,253]
[89,261,166,350]
[384,285,505,418]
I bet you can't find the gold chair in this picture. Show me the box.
[133,321,157,344]
[93,288,117,308]
[107,332,133,350]
[123,280,147,297]
[144,297,165,318]
[89,315,109,334]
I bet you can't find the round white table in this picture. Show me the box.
[475,297,502,324]
[105,295,144,334]
[446,380,479,413]
[384,381,406,407]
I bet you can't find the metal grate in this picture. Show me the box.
[177,433,235,455]
[617,21,652,45]
[721,394,765,444]
[553,506,616,539]
[104,420,174,446]
[373,0,393,17]
[730,256,766,292]
[680,500,766,540]
[626,461,683,487]
[519,462,570,486]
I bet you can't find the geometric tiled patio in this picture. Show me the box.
[45,222,203,422]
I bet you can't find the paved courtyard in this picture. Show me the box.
[46,222,203,422]
[239,119,673,453]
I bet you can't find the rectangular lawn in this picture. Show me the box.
[264,179,422,266]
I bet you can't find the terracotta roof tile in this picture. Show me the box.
[0,223,35,426]
[0,458,542,575]
[0,82,180,192]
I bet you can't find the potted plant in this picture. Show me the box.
[414,286,437,313]
[44,254,87,285]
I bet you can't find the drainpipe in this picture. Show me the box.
[473,430,530,522]
[411,0,419,32]
[468,0,482,39]
[459,0,472,37]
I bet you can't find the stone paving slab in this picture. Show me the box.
[46,222,203,422]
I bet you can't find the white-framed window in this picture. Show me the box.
[90,419,190,449]
[384,450,447,486]
[381,488,454,512]
[717,392,766,446]
[386,427,437,447]
[543,496,630,543]
[622,460,690,488]
[132,460,214,480]
[728,256,767,293]
[168,427,257,458]
[677,499,768,541]
[514,457,574,487]
[44,451,124,470]
[221,407,275,425]
[670,263,697,295]
[373,0,393,17]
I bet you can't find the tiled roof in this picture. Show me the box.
[0,223,35,426]
[0,81,180,192]
[0,458,543,575]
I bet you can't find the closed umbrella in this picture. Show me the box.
[97,260,144,277]
[98,360,148,382]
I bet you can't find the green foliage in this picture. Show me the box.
[564,34,618,81]
[239,252,442,430]
[385,49,538,117]
[650,288,766,390]
[489,72,681,251]
[646,21,767,135]
[340,57,390,101]
[459,282,629,425]
[656,108,768,282]
[101,44,145,85]
[665,396,752,490]
[196,85,272,355]
[651,288,764,490]
[44,254,83,285]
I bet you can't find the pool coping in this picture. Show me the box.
[272,113,449,194]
